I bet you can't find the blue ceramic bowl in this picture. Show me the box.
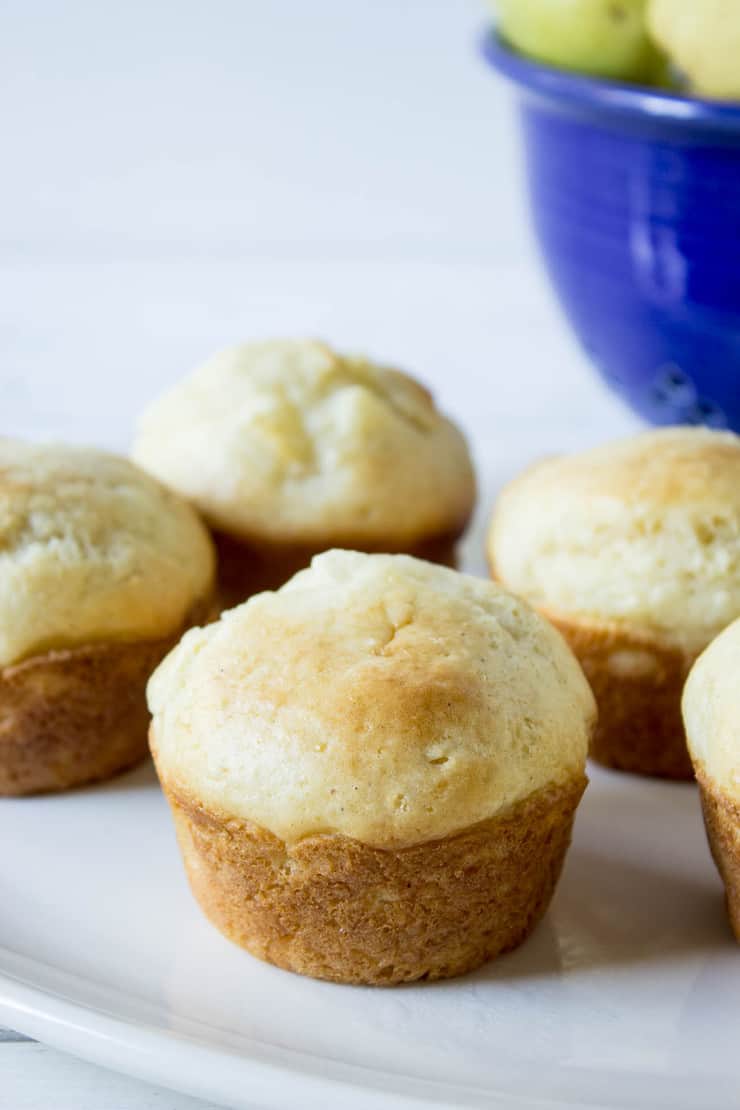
[483,32,740,431]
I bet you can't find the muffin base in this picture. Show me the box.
[212,529,462,610]
[546,614,696,780]
[161,773,586,985]
[0,592,215,796]
[696,770,740,942]
[0,637,179,796]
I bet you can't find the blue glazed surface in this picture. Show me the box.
[482,33,740,431]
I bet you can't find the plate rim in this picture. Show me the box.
[0,957,569,1110]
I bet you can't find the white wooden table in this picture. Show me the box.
[0,1,640,1106]
[1,1035,223,1110]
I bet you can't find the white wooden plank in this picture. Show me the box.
[0,1042,227,1110]
[0,1026,32,1042]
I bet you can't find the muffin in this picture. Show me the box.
[683,618,740,941]
[488,427,740,779]
[0,440,215,795]
[131,339,476,606]
[148,550,595,985]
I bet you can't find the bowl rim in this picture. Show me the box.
[481,29,740,132]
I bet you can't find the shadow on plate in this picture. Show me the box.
[456,846,730,989]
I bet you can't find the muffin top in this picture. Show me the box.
[0,440,215,666]
[131,339,475,548]
[488,428,740,651]
[148,550,594,849]
[683,617,740,803]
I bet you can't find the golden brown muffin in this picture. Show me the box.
[683,618,740,941]
[0,440,215,795]
[488,427,740,779]
[131,339,476,606]
[148,551,595,984]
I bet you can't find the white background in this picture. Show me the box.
[1,1,638,1107]
[4,0,524,260]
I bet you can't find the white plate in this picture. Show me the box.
[1,752,738,1110]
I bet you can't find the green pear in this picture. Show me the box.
[648,0,740,100]
[493,0,664,82]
